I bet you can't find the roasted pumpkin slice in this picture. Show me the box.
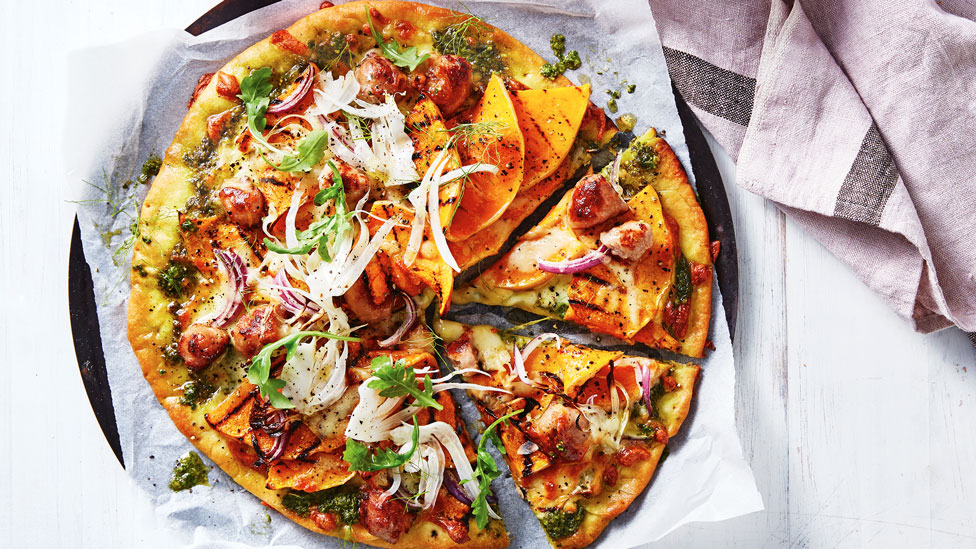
[406,97,463,227]
[366,202,455,315]
[511,84,591,189]
[521,342,622,398]
[266,453,355,492]
[446,74,525,242]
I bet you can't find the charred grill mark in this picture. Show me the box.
[207,388,258,428]
[569,298,612,314]
[578,273,612,287]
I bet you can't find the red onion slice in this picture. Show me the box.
[538,245,610,274]
[442,469,473,506]
[209,250,247,327]
[378,292,417,348]
[642,364,653,415]
[266,65,317,114]
[274,270,320,318]
[263,429,291,462]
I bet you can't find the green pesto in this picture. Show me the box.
[672,256,692,305]
[537,284,569,319]
[138,153,163,185]
[539,507,585,539]
[432,18,507,76]
[628,141,659,172]
[179,379,217,409]
[162,341,182,364]
[540,63,562,79]
[182,137,216,173]
[179,219,198,233]
[607,98,618,114]
[308,33,354,70]
[169,451,211,492]
[541,33,580,80]
[183,187,218,216]
[550,34,566,58]
[627,83,637,93]
[281,486,362,525]
[561,50,581,70]
[157,260,195,298]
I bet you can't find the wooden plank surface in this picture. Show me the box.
[1,1,974,547]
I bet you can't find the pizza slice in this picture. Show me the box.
[435,319,699,547]
[454,129,714,357]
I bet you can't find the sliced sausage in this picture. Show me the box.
[600,220,654,261]
[229,305,283,357]
[342,278,391,324]
[414,54,473,115]
[568,174,629,230]
[219,178,266,228]
[354,50,409,103]
[178,323,229,370]
[327,161,370,207]
[360,488,414,544]
[525,399,592,462]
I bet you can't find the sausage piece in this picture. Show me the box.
[229,305,282,357]
[326,161,370,207]
[219,178,266,228]
[178,324,229,370]
[360,488,414,544]
[342,278,391,324]
[600,220,654,261]
[414,54,473,115]
[568,174,629,230]
[354,50,409,103]
[525,399,592,462]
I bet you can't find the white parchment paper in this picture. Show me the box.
[66,1,762,547]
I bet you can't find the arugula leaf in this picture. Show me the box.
[264,162,353,260]
[247,330,362,409]
[367,10,429,71]
[269,129,330,173]
[238,67,276,151]
[239,67,330,173]
[466,410,519,529]
[343,417,421,472]
[367,355,443,410]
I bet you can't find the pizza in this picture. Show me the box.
[125,1,711,547]
[437,320,699,547]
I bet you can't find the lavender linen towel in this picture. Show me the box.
[648,0,976,337]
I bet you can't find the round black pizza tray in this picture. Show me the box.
[69,0,739,468]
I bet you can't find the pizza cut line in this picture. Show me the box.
[125,1,713,547]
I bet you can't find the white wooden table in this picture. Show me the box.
[2,1,974,547]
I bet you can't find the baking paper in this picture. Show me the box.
[66,1,762,547]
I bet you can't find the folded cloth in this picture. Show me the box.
[648,0,976,338]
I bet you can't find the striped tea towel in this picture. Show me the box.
[648,0,976,339]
